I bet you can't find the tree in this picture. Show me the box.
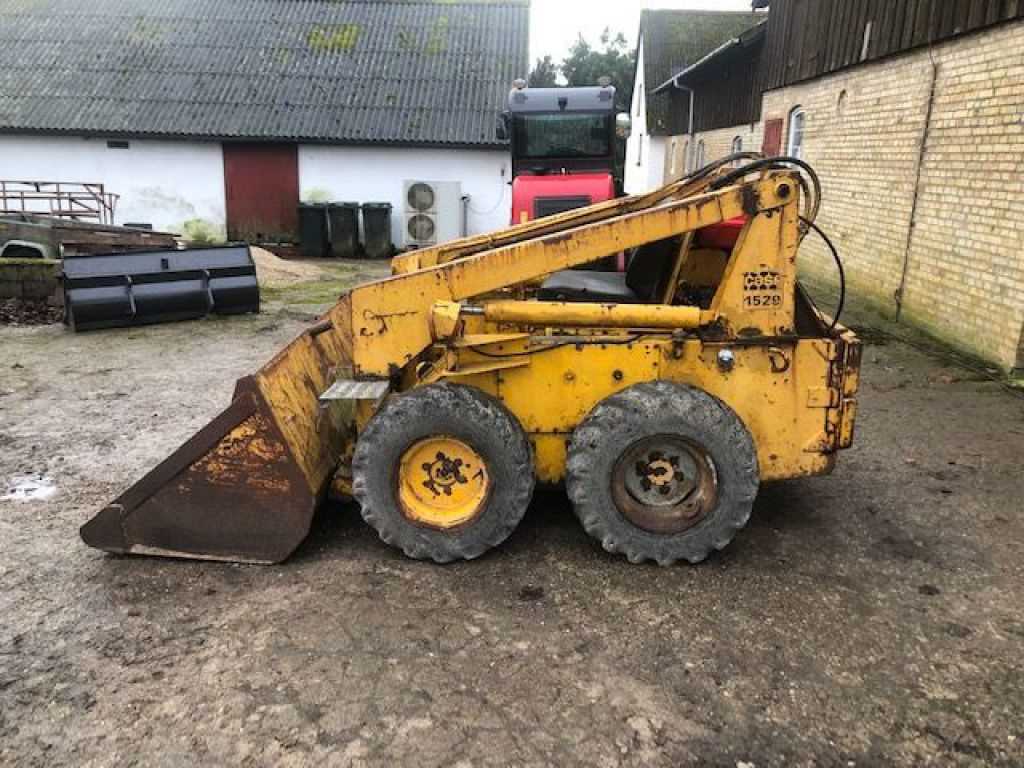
[528,55,559,87]
[559,29,635,112]
[558,29,635,192]
[527,29,636,109]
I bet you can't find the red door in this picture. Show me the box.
[223,143,299,242]
[762,118,784,157]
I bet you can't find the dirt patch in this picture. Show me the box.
[251,248,391,312]
[2,278,1024,766]
[0,297,62,325]
[260,260,391,309]
[251,247,327,287]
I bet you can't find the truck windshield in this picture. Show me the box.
[513,113,611,159]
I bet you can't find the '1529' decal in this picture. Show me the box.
[742,270,782,310]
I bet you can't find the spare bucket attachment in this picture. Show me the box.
[63,245,259,331]
[80,300,357,563]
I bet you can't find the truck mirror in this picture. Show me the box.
[615,112,631,138]
[495,112,510,142]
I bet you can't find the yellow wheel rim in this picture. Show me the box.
[398,436,490,529]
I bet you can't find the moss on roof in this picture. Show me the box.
[0,0,528,147]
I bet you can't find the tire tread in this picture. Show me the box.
[566,381,759,566]
[352,383,534,563]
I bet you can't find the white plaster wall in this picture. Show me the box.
[624,38,669,195]
[0,134,226,236]
[298,145,511,245]
[624,37,651,194]
[643,136,667,191]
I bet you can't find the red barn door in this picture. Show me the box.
[762,118,783,157]
[223,143,299,242]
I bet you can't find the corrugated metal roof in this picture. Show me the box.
[639,9,764,136]
[0,0,529,147]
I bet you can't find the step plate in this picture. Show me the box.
[319,379,391,402]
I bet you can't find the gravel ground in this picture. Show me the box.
[1,273,1023,767]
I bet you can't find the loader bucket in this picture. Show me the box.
[63,245,260,331]
[80,298,356,563]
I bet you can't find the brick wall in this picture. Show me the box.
[663,124,765,181]
[762,21,1024,371]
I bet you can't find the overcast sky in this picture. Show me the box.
[529,0,757,64]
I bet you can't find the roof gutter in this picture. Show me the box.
[673,84,695,144]
[650,20,767,94]
[644,16,766,150]
[651,38,738,95]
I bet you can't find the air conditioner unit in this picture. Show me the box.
[402,180,462,248]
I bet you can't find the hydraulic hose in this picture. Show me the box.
[710,156,822,224]
[800,215,846,332]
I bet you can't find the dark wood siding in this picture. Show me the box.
[759,0,1024,91]
[690,38,766,132]
[666,0,1022,137]
[666,34,766,134]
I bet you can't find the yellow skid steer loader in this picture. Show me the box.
[81,156,861,566]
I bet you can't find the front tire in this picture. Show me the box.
[352,383,534,563]
[566,382,759,565]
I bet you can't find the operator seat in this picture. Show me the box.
[538,237,681,304]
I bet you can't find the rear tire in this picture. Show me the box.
[566,381,759,565]
[352,383,534,563]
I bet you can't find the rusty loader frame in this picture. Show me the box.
[81,162,862,565]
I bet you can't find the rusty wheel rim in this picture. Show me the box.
[611,435,718,534]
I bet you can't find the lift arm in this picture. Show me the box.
[390,163,747,273]
[336,174,796,377]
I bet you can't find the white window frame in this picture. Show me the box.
[731,135,743,155]
[787,106,806,159]
[695,139,706,171]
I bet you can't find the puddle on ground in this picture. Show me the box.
[3,474,57,503]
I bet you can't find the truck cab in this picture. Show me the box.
[502,82,619,225]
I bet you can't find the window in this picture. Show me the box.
[731,135,743,155]
[106,139,130,149]
[669,139,677,175]
[682,141,690,172]
[695,139,706,171]
[787,106,805,159]
[512,113,612,160]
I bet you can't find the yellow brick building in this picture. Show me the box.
[654,3,1024,372]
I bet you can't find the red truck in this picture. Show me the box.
[499,81,623,227]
